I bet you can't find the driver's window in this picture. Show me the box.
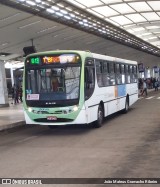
[85,59,95,100]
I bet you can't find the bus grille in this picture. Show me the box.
[34,118,74,123]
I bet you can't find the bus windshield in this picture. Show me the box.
[25,65,81,107]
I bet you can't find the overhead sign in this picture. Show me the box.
[138,63,144,72]
[153,66,159,73]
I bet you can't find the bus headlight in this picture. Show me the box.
[28,107,32,112]
[73,105,78,112]
[61,106,78,114]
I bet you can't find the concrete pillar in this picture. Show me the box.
[143,68,146,79]
[10,66,14,86]
[0,60,9,107]
[145,68,151,78]
[150,68,154,78]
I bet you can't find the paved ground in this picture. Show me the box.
[0,102,24,131]
[0,90,160,187]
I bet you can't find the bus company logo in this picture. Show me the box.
[47,116,57,120]
[46,102,56,105]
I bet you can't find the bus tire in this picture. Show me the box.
[93,104,104,128]
[122,97,129,114]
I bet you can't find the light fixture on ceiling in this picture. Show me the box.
[55,12,63,17]
[51,6,59,11]
[19,20,41,29]
[64,16,71,20]
[26,1,36,6]
[46,8,55,14]
[1,43,9,46]
[148,36,157,40]
[0,13,21,22]
[35,0,41,3]
[36,26,57,33]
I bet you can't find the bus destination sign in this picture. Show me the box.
[42,54,80,64]
[26,54,80,66]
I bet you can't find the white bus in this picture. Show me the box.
[23,50,138,128]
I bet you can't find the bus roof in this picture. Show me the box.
[26,50,137,65]
[25,50,90,58]
[91,52,137,65]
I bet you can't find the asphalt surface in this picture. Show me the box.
[0,90,160,187]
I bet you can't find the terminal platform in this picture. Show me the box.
[0,100,25,131]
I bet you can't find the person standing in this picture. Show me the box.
[52,77,59,91]
[141,79,147,96]
[154,79,159,91]
[19,86,23,102]
[14,85,19,104]
[11,85,15,104]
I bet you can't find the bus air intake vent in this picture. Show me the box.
[34,118,73,123]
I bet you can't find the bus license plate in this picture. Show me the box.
[47,116,57,120]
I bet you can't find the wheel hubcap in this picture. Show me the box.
[98,109,103,123]
[126,101,128,110]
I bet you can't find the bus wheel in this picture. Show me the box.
[122,97,129,114]
[93,104,104,128]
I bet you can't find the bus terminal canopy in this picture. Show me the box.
[1,0,160,56]
[1,0,160,66]
[66,0,160,50]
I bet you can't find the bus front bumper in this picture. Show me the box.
[24,109,88,126]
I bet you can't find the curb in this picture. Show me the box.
[0,103,10,108]
[0,121,25,132]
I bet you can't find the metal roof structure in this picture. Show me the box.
[0,0,160,67]
[67,0,160,49]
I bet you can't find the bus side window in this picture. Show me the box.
[121,64,125,84]
[116,63,121,84]
[116,63,125,84]
[85,60,95,100]
[133,65,137,83]
[108,62,115,85]
[96,60,103,87]
[130,65,133,83]
[125,65,130,83]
